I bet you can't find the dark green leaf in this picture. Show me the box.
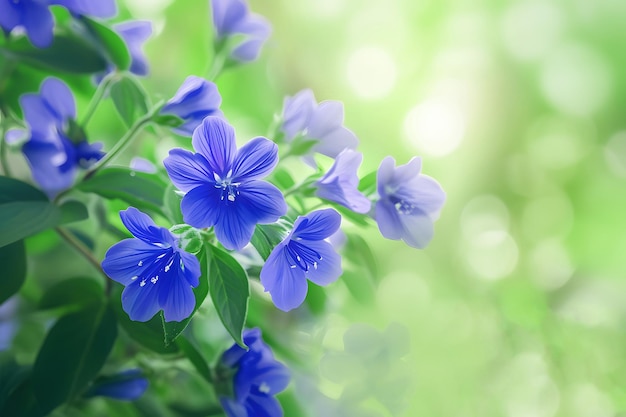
[110,287,179,354]
[32,303,117,414]
[2,34,108,74]
[38,277,103,311]
[0,176,88,248]
[0,240,26,305]
[163,184,184,225]
[0,373,44,417]
[78,167,167,216]
[80,17,131,70]
[208,245,249,347]
[110,75,150,127]
[250,223,288,260]
[0,353,30,412]
[176,337,213,385]
[161,249,209,345]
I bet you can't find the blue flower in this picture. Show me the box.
[52,0,117,18]
[164,116,287,251]
[260,209,342,311]
[218,328,290,417]
[87,369,148,401]
[114,20,152,76]
[211,0,271,62]
[375,156,445,249]
[102,207,201,322]
[0,0,55,48]
[315,149,371,214]
[0,0,117,48]
[16,77,103,197]
[160,76,223,136]
[281,89,358,163]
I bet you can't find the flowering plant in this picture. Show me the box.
[0,1,444,416]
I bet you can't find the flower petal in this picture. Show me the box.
[231,137,278,181]
[213,201,258,251]
[281,89,316,141]
[180,184,222,229]
[211,0,247,37]
[245,394,284,417]
[192,116,236,176]
[219,397,248,417]
[398,209,435,249]
[393,156,422,186]
[114,20,152,76]
[302,240,342,286]
[292,209,341,241]
[157,264,196,322]
[403,174,446,217]
[121,280,162,322]
[375,200,403,241]
[0,2,20,32]
[22,139,74,197]
[237,180,287,224]
[120,207,162,243]
[179,250,201,287]
[311,125,359,159]
[161,76,221,121]
[164,148,213,192]
[20,94,58,139]
[307,101,344,137]
[260,245,308,311]
[40,78,76,121]
[101,238,161,285]
[53,0,117,18]
[376,156,396,197]
[22,4,54,48]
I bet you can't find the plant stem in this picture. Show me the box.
[55,226,111,295]
[80,72,117,127]
[83,100,163,180]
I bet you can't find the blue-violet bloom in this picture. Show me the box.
[160,76,223,136]
[114,20,152,76]
[0,0,56,48]
[87,369,149,401]
[260,209,342,311]
[218,328,290,417]
[102,207,201,322]
[211,0,271,62]
[164,116,287,251]
[375,156,445,249]
[281,89,358,163]
[315,149,371,214]
[17,77,103,197]
[52,0,117,18]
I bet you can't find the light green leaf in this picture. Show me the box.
[110,76,150,128]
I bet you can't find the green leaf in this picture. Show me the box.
[110,287,178,354]
[153,114,184,128]
[250,223,288,261]
[331,203,370,226]
[163,184,184,225]
[0,240,26,305]
[345,232,379,280]
[38,277,103,311]
[269,167,295,189]
[2,34,108,74]
[0,353,31,412]
[208,245,249,347]
[358,170,378,196]
[161,249,209,346]
[32,303,117,414]
[288,138,318,157]
[0,176,88,248]
[80,17,131,70]
[175,337,213,385]
[110,76,150,128]
[77,168,167,216]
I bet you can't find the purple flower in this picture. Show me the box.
[0,0,117,48]
[375,157,445,249]
[164,117,287,251]
[52,0,117,18]
[102,207,201,322]
[315,149,371,214]
[160,76,223,136]
[211,0,271,62]
[0,0,55,48]
[218,328,290,417]
[16,77,103,197]
[114,20,152,76]
[260,209,342,312]
[87,369,148,401]
[281,89,358,162]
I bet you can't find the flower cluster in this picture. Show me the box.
[1,0,446,415]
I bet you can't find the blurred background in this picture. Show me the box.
[9,0,626,416]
